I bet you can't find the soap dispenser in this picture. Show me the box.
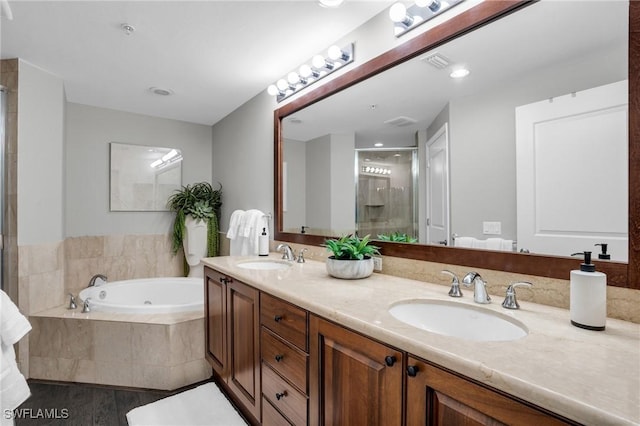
[595,243,611,260]
[259,227,269,256]
[569,251,606,330]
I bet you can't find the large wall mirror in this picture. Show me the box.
[275,0,639,289]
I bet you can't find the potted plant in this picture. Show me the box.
[324,234,380,279]
[167,182,222,276]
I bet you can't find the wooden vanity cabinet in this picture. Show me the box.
[309,315,404,426]
[405,356,576,426]
[204,266,261,424]
[260,293,309,426]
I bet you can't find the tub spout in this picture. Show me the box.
[88,274,107,287]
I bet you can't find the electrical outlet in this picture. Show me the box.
[373,256,382,272]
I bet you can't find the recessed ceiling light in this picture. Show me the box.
[318,0,344,8]
[149,87,173,96]
[450,68,470,79]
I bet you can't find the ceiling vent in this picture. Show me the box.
[421,52,450,69]
[384,116,417,127]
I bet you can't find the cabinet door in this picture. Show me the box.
[204,267,227,378]
[405,356,574,426]
[309,315,403,426]
[227,279,261,422]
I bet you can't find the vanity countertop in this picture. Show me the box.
[202,255,640,425]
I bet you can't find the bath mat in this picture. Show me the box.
[126,382,247,426]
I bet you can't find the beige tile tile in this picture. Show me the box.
[29,357,96,383]
[28,269,65,314]
[26,242,64,275]
[65,236,104,260]
[132,364,172,390]
[65,257,105,295]
[29,317,93,359]
[169,318,204,364]
[94,321,133,363]
[95,361,134,387]
[166,359,212,390]
[131,323,170,365]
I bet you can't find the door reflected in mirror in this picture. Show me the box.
[109,142,183,211]
[280,0,628,261]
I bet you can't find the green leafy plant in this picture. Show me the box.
[167,182,222,275]
[324,234,380,260]
[377,232,418,243]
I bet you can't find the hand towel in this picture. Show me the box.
[454,237,475,248]
[240,210,266,256]
[485,238,503,251]
[0,290,31,417]
[226,210,245,240]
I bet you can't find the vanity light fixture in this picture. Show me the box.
[362,166,392,176]
[150,149,183,169]
[318,0,344,8]
[374,142,384,147]
[267,43,354,102]
[389,0,466,37]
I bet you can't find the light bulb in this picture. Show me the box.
[267,84,279,96]
[287,72,300,85]
[450,68,470,79]
[299,64,312,78]
[389,2,408,23]
[312,55,326,69]
[276,79,288,91]
[328,45,345,61]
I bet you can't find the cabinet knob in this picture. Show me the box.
[384,355,397,367]
[274,315,283,322]
[219,277,230,284]
[275,391,287,400]
[407,365,419,377]
[275,354,284,362]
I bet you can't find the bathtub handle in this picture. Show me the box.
[82,298,91,313]
[219,277,231,284]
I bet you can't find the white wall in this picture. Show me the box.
[283,138,306,232]
[65,103,212,237]
[17,60,65,245]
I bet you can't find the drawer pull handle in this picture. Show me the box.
[275,354,284,362]
[275,391,287,400]
[274,315,283,322]
[407,365,419,377]
[219,277,230,284]
[384,355,397,367]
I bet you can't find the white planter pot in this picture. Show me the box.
[184,216,208,278]
[326,256,374,280]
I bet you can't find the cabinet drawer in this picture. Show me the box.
[261,293,308,351]
[262,364,308,426]
[262,397,293,426]
[262,327,307,393]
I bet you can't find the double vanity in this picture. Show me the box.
[202,255,639,425]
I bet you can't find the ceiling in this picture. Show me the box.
[0,0,393,126]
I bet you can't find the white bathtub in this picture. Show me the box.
[79,277,203,314]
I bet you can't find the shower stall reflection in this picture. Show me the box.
[356,148,418,242]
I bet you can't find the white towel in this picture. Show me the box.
[454,237,475,248]
[226,209,245,240]
[485,238,503,251]
[501,239,514,251]
[228,209,267,256]
[0,290,31,417]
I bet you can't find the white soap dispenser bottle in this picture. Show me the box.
[570,251,607,331]
[258,227,269,256]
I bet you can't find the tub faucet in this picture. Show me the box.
[82,297,91,313]
[462,272,491,304]
[276,244,296,261]
[88,274,107,287]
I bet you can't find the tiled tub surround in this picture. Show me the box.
[204,254,640,425]
[274,241,640,324]
[28,307,211,390]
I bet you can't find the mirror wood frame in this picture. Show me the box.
[274,0,639,289]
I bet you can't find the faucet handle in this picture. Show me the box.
[501,281,533,310]
[297,248,308,263]
[67,293,77,310]
[441,270,462,297]
[82,297,91,313]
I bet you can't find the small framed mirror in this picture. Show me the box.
[109,142,183,211]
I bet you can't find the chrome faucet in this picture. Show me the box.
[82,297,91,313]
[462,272,491,304]
[88,274,107,287]
[276,244,296,261]
[501,282,533,310]
[441,270,462,297]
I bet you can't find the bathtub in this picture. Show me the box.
[79,277,203,314]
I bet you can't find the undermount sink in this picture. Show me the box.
[388,299,528,342]
[237,260,292,271]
